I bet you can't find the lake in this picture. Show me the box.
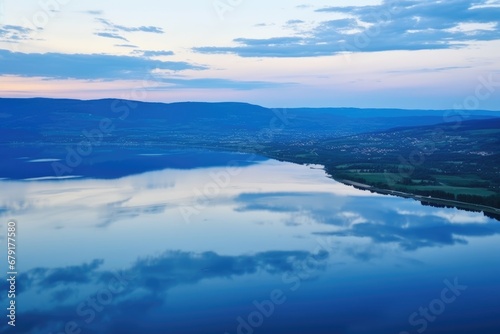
[1,150,499,334]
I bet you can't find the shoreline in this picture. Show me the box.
[338,179,500,217]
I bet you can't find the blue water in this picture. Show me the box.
[0,150,499,334]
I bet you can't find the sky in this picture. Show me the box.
[0,0,499,109]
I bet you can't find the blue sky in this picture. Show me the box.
[0,0,499,109]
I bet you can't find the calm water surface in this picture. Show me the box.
[0,150,499,334]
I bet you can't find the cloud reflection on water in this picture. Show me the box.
[0,157,498,333]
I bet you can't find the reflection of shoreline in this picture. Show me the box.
[338,179,500,219]
[307,164,325,170]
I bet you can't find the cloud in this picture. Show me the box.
[134,50,175,57]
[50,288,77,303]
[8,249,325,298]
[96,18,164,34]
[316,202,500,251]
[0,50,291,90]
[97,204,169,228]
[117,249,322,293]
[235,192,500,251]
[37,259,104,287]
[386,66,472,74]
[115,44,138,48]
[0,49,205,80]
[0,25,33,43]
[83,10,103,15]
[1,25,31,34]
[387,66,471,73]
[194,0,500,57]
[1,249,327,333]
[254,22,274,27]
[0,259,104,296]
[317,215,500,251]
[95,32,128,41]
[93,17,164,45]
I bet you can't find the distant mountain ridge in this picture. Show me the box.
[1,98,498,145]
